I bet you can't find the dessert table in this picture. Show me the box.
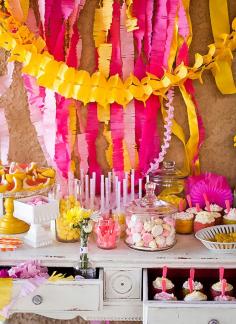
[1,235,236,324]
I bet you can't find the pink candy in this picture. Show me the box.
[142,232,153,244]
[27,196,48,206]
[95,218,120,249]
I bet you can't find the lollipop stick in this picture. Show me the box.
[196,203,201,212]
[179,199,184,212]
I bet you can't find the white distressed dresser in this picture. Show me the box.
[1,235,236,324]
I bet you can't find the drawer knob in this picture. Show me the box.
[32,295,43,305]
[208,320,219,324]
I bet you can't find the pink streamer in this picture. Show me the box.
[108,0,124,178]
[124,102,136,168]
[120,4,134,79]
[85,103,101,177]
[77,133,89,174]
[163,0,179,68]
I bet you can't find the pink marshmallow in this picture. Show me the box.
[134,221,143,233]
[162,230,170,237]
[142,232,153,244]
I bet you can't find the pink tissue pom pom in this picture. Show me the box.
[8,260,49,279]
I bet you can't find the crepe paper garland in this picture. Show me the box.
[147,88,175,175]
[0,13,235,108]
[185,173,233,208]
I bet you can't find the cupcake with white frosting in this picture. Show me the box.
[214,295,236,301]
[209,211,222,225]
[175,212,194,234]
[184,291,207,301]
[153,277,174,295]
[186,207,202,215]
[193,211,215,233]
[223,208,236,225]
[205,204,223,213]
[182,280,203,297]
[211,281,234,298]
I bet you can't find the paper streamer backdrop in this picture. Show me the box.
[0,1,235,184]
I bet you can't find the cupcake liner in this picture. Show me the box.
[194,220,215,234]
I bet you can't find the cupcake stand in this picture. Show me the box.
[1,234,236,324]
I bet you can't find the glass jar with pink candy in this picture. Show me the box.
[95,212,120,249]
[125,182,177,251]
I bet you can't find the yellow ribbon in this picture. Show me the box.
[209,0,236,94]
[0,278,13,320]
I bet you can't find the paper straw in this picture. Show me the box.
[162,266,167,278]
[123,178,127,207]
[196,203,201,212]
[178,199,184,212]
[131,169,135,201]
[221,279,226,296]
[186,195,192,208]
[188,278,194,293]
[146,174,150,183]
[225,200,231,213]
[203,193,210,211]
[203,193,208,204]
[219,267,224,281]
[138,179,142,199]
[190,268,195,281]
[85,175,89,208]
[100,175,105,211]
[117,181,121,212]
[105,177,109,209]
[161,278,166,293]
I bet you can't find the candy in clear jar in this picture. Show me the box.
[95,213,120,249]
[125,182,177,251]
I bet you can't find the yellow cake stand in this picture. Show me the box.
[0,186,53,234]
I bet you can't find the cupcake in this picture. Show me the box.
[182,280,203,297]
[211,281,234,298]
[154,291,177,301]
[175,212,194,234]
[184,291,207,301]
[209,212,222,225]
[223,208,236,225]
[193,211,215,233]
[205,204,223,214]
[214,295,236,301]
[186,207,202,215]
[152,277,174,295]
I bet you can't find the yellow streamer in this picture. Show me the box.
[209,0,236,94]
[125,0,138,32]
[48,271,74,282]
[0,278,13,320]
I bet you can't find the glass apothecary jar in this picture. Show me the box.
[149,161,188,207]
[125,182,177,251]
[55,196,81,243]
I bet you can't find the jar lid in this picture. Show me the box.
[149,161,187,185]
[126,182,177,215]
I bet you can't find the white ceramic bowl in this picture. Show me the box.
[195,225,236,253]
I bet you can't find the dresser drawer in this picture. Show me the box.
[12,269,103,312]
[143,269,236,324]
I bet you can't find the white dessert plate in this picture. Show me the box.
[195,224,236,253]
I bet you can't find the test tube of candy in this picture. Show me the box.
[138,178,142,199]
[85,174,89,208]
[123,178,127,207]
[105,177,109,209]
[100,174,105,211]
[131,169,135,201]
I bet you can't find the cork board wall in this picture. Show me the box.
[0,0,236,185]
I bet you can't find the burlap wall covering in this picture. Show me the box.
[0,0,236,322]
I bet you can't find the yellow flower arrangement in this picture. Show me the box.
[65,207,93,227]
